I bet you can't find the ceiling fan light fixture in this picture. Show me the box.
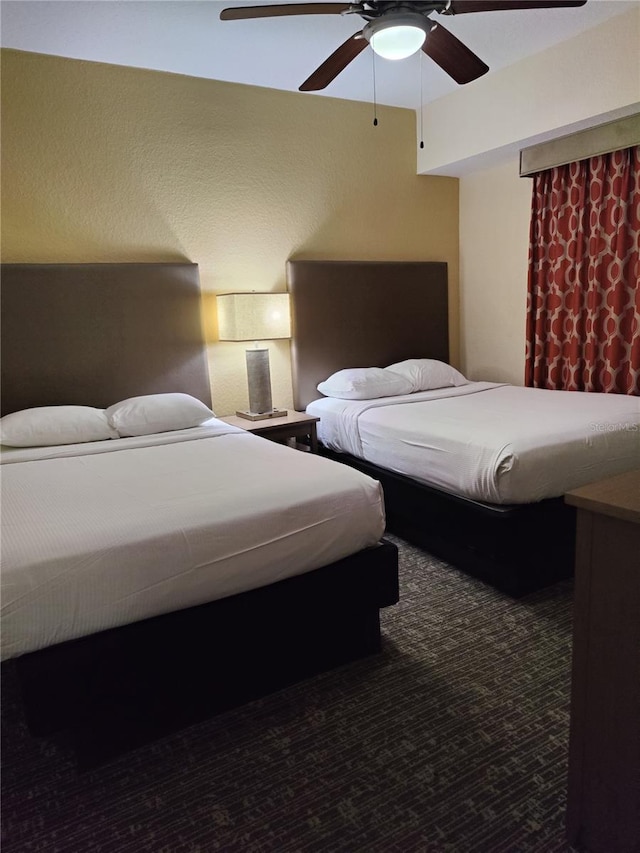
[364,14,431,61]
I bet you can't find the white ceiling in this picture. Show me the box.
[1,1,636,110]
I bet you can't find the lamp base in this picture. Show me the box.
[235,408,288,422]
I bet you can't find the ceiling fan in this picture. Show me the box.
[220,1,587,91]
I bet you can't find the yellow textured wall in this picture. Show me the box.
[1,48,459,415]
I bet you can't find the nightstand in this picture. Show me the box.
[219,411,320,453]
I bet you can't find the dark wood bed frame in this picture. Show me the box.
[0,262,399,767]
[287,259,576,598]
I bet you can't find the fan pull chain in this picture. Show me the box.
[372,49,378,127]
[419,51,424,149]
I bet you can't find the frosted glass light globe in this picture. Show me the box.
[369,24,427,60]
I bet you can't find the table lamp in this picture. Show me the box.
[217,292,291,420]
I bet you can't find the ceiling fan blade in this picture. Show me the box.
[423,23,489,84]
[299,32,368,91]
[220,3,350,21]
[445,0,586,14]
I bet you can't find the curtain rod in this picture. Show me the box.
[519,113,640,177]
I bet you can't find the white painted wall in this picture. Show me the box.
[459,158,532,385]
[443,5,639,385]
[419,5,640,177]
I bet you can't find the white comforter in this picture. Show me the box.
[307,384,640,505]
[0,421,385,660]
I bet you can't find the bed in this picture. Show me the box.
[288,259,640,596]
[0,262,399,766]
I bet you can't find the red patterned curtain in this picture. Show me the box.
[525,145,640,395]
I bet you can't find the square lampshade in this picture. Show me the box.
[217,292,291,342]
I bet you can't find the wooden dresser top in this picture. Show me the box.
[566,467,640,525]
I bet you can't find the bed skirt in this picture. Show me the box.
[9,539,399,768]
[320,448,576,597]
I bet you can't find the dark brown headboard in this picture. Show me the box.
[288,260,449,410]
[1,263,212,415]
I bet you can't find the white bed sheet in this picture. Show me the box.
[0,423,385,660]
[307,384,640,504]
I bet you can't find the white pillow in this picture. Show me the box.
[106,393,215,437]
[386,359,468,392]
[317,367,414,400]
[0,406,117,447]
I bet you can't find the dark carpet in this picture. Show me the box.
[1,537,576,853]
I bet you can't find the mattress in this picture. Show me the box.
[307,383,640,504]
[0,421,385,660]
